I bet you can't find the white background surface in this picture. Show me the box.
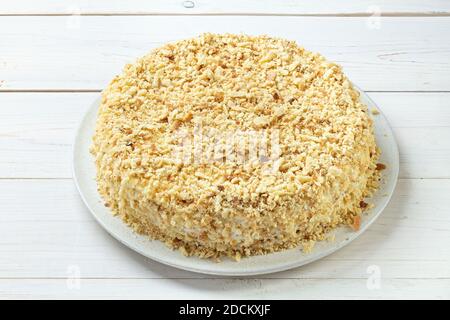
[0,0,449,299]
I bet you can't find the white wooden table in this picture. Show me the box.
[1,1,450,299]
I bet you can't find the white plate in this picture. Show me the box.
[73,87,399,276]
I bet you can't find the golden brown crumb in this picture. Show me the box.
[302,240,316,253]
[91,34,380,260]
[351,216,361,231]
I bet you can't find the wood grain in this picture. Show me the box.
[0,179,449,281]
[0,92,449,179]
[1,17,450,91]
[0,4,448,299]
[2,1,450,15]
[1,279,449,299]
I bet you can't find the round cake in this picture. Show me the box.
[91,34,380,260]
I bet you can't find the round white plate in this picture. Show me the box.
[73,87,399,276]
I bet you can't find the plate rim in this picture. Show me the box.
[72,86,399,276]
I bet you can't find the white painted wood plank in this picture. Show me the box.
[1,16,449,91]
[2,0,450,15]
[370,93,450,128]
[0,93,92,178]
[1,278,449,299]
[395,127,450,179]
[1,92,449,179]
[0,179,449,280]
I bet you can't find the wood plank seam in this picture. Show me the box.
[1,13,450,17]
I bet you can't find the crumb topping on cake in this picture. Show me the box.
[91,33,380,260]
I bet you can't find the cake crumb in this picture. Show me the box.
[91,33,381,260]
[351,216,361,231]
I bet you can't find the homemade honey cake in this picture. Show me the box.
[91,34,381,260]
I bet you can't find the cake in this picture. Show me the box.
[91,34,381,260]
